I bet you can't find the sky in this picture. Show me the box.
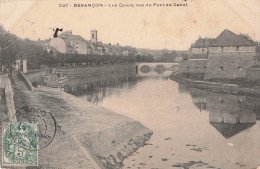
[0,0,259,50]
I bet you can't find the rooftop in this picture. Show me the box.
[210,29,255,47]
[192,37,215,48]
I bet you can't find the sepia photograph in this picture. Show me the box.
[0,0,260,168]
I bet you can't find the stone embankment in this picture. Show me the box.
[9,69,152,169]
[170,73,260,96]
[56,64,136,78]
[0,74,16,121]
[26,64,137,86]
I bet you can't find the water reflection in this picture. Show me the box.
[65,76,140,104]
[64,71,169,104]
[179,84,260,138]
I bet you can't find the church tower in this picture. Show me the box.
[91,30,97,42]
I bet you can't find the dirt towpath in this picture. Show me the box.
[9,73,152,169]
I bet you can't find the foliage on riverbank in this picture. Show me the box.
[52,53,154,66]
[0,25,55,69]
[0,25,154,70]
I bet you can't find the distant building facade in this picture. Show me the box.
[49,29,136,56]
[50,30,89,54]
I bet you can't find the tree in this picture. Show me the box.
[0,25,17,68]
[239,33,253,41]
[155,51,177,62]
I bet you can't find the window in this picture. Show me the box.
[219,67,223,72]
[238,97,243,103]
[237,46,239,52]
[92,34,95,38]
[237,67,243,73]
[236,117,240,124]
[202,48,204,52]
[219,97,224,103]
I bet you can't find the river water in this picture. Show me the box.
[65,69,260,169]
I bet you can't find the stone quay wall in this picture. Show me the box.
[170,74,260,96]
[204,53,256,79]
[246,67,260,80]
[25,64,136,84]
[179,59,208,74]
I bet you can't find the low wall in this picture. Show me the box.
[26,69,47,83]
[57,64,136,77]
[0,75,16,122]
[25,64,136,85]
[19,71,34,91]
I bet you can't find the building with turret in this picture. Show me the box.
[180,29,259,79]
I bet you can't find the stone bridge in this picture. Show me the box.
[135,62,180,77]
[136,62,179,73]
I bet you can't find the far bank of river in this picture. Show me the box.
[170,73,260,96]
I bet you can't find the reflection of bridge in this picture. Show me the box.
[136,62,179,74]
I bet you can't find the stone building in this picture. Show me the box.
[49,30,89,54]
[204,29,256,79]
[14,59,27,73]
[189,37,215,59]
[122,50,129,56]
[180,37,214,74]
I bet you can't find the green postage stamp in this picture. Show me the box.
[2,122,38,166]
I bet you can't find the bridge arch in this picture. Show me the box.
[140,65,151,73]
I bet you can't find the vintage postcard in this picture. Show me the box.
[0,0,260,168]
